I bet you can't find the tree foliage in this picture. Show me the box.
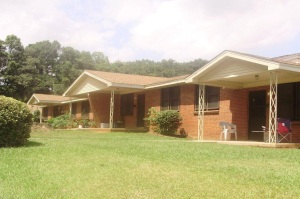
[0,34,207,102]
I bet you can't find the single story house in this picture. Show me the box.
[27,50,300,143]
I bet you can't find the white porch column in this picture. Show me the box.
[268,71,278,143]
[39,105,43,124]
[109,90,115,129]
[69,102,72,119]
[198,84,205,140]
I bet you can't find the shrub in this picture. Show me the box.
[47,115,96,129]
[47,114,70,129]
[0,96,33,147]
[146,107,182,135]
[33,110,40,122]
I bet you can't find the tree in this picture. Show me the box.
[0,35,26,100]
[0,34,207,102]
[24,40,61,95]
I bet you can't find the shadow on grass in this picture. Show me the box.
[25,141,44,147]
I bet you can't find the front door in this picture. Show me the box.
[248,90,266,141]
[137,94,145,127]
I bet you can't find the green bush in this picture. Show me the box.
[33,110,40,122]
[146,107,182,135]
[47,115,96,129]
[47,114,70,129]
[0,96,33,147]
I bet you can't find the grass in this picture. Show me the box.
[1,130,300,198]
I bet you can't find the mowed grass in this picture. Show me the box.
[1,131,300,199]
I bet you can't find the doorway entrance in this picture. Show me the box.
[248,90,266,141]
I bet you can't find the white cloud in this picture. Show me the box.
[129,0,300,61]
[1,0,300,62]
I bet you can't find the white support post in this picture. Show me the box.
[109,90,115,129]
[198,84,205,140]
[39,106,43,124]
[69,102,72,119]
[268,72,278,143]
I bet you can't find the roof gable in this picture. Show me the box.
[27,94,72,105]
[186,50,280,83]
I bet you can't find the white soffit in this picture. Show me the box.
[199,58,268,82]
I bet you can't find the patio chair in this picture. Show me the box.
[262,118,292,143]
[219,121,237,141]
[277,118,292,143]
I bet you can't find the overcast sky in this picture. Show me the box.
[1,0,300,62]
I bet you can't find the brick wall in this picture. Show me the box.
[143,85,250,140]
[145,89,161,132]
[89,93,121,128]
[86,85,300,143]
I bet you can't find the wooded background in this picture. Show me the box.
[0,35,207,102]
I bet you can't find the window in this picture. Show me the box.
[195,85,220,111]
[278,82,300,120]
[81,101,90,114]
[161,86,180,111]
[121,93,134,116]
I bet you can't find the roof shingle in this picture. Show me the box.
[85,70,182,86]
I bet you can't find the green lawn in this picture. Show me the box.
[1,130,300,198]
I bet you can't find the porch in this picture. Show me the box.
[195,140,300,149]
[186,51,300,143]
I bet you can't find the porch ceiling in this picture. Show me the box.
[186,51,300,89]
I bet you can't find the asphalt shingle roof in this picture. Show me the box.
[85,70,187,86]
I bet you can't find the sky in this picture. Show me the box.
[1,0,300,62]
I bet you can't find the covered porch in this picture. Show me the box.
[63,70,149,130]
[186,51,300,143]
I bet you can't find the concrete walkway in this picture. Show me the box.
[195,140,300,148]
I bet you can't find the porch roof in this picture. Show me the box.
[27,93,86,106]
[185,50,300,89]
[63,70,188,97]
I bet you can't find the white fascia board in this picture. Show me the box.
[145,79,186,89]
[84,71,112,86]
[275,63,300,72]
[185,54,225,83]
[110,82,145,89]
[228,52,277,66]
[63,72,87,96]
[31,100,62,105]
[27,95,39,105]
[62,98,88,104]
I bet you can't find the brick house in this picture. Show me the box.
[27,50,300,143]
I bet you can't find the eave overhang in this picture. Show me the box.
[185,50,300,89]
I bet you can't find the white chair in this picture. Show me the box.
[219,121,237,141]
